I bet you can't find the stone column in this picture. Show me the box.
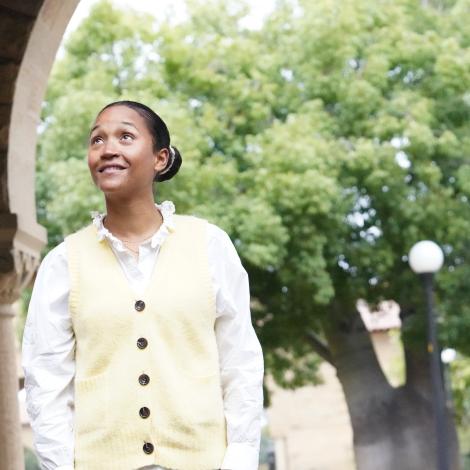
[0,305,25,470]
[0,213,42,469]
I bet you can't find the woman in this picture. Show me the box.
[22,101,264,470]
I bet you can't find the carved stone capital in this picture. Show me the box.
[0,246,39,307]
[0,212,45,307]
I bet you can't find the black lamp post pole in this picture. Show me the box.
[422,272,449,470]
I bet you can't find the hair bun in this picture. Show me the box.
[155,145,182,182]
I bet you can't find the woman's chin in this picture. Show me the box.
[98,181,128,195]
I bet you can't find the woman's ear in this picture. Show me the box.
[154,148,169,175]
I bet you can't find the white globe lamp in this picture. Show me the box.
[408,240,444,274]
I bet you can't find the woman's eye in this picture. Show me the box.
[121,134,134,141]
[91,136,103,145]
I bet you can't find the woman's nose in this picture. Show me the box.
[101,140,120,158]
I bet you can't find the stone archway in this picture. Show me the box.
[0,1,79,468]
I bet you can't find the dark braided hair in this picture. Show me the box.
[97,100,182,182]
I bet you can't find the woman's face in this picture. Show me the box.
[88,105,168,196]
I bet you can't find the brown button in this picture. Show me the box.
[135,300,145,312]
[143,442,154,454]
[137,337,148,349]
[139,373,150,386]
[139,406,150,418]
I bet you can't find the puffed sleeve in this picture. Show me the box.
[21,242,75,470]
[206,223,264,470]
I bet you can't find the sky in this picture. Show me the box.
[64,0,276,41]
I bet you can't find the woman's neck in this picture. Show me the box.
[103,193,163,241]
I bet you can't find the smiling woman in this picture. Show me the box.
[21,100,264,470]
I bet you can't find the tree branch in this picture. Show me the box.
[305,330,335,367]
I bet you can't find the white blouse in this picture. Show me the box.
[21,200,264,470]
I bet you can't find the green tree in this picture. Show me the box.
[36,0,470,468]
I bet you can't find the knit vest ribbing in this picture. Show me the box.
[65,214,227,470]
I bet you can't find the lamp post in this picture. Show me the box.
[409,240,449,470]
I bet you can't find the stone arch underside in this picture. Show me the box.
[0,1,79,468]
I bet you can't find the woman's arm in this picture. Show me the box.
[207,223,264,470]
[21,242,75,470]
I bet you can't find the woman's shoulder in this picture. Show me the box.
[206,221,232,244]
[203,220,239,256]
[37,240,69,276]
[173,214,230,240]
[36,221,96,277]
[65,222,96,239]
[40,220,95,268]
[43,240,67,261]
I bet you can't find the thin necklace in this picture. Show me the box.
[125,245,140,254]
[103,215,162,244]
[119,234,155,244]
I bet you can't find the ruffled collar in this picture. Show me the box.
[90,200,176,253]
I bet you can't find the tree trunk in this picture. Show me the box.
[324,325,460,470]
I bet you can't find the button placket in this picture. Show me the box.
[134,301,153,454]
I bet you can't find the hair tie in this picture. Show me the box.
[159,145,176,176]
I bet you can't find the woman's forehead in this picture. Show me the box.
[92,105,145,130]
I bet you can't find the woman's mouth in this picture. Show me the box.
[99,165,127,173]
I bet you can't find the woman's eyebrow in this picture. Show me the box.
[89,121,138,135]
[120,121,138,130]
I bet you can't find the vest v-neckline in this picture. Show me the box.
[93,222,174,302]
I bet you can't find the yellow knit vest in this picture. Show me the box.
[65,214,227,470]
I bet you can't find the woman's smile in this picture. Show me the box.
[98,163,128,174]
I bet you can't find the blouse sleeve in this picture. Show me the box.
[21,242,75,470]
[206,223,265,470]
